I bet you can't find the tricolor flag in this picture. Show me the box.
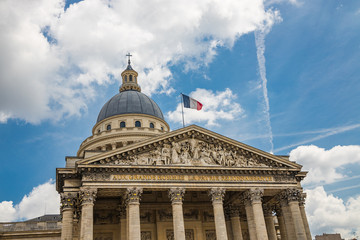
[182,94,203,110]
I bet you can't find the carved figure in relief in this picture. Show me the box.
[189,136,199,160]
[162,144,171,164]
[180,141,191,164]
[171,142,181,164]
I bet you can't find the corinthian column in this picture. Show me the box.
[79,188,97,240]
[228,205,243,240]
[117,204,127,240]
[169,188,186,240]
[209,188,228,240]
[243,188,268,240]
[275,205,287,240]
[60,192,77,240]
[277,191,296,240]
[263,203,277,240]
[126,187,143,240]
[299,193,312,240]
[286,189,307,240]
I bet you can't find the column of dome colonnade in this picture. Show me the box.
[79,188,97,240]
[60,192,77,240]
[168,188,186,240]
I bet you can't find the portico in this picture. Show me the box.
[56,61,312,240]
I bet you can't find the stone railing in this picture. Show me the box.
[0,221,61,232]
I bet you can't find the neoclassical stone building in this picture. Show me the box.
[0,60,312,240]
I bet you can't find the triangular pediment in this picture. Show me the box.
[77,125,302,170]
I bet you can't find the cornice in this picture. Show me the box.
[76,125,302,169]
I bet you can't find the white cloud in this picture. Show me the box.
[290,145,360,185]
[305,186,360,238]
[0,180,60,222]
[167,88,244,127]
[0,0,280,124]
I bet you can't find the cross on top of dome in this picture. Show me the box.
[120,53,140,92]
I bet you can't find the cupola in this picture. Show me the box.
[119,53,141,92]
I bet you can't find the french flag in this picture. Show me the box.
[182,94,203,110]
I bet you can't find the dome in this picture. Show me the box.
[97,90,164,123]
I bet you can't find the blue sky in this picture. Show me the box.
[0,0,360,237]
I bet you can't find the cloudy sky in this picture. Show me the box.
[1,0,360,237]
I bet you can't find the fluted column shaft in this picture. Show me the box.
[300,193,312,240]
[209,188,228,240]
[169,188,186,240]
[60,192,77,240]
[243,188,268,240]
[126,187,142,240]
[79,188,97,240]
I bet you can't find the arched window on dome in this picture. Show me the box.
[161,126,164,131]
[124,75,127,82]
[106,124,111,131]
[129,75,133,82]
[135,121,141,127]
[150,123,154,128]
[120,121,126,128]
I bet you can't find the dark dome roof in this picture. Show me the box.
[97,90,164,123]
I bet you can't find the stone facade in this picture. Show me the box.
[0,61,312,240]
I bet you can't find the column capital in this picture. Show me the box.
[227,204,241,218]
[242,188,264,205]
[209,188,226,204]
[168,187,185,203]
[126,187,143,204]
[60,192,77,211]
[299,192,307,206]
[274,204,283,217]
[277,188,302,204]
[262,203,274,217]
[80,188,97,205]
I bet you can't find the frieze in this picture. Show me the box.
[111,174,274,182]
[91,136,287,168]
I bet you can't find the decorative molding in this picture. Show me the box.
[79,188,97,205]
[299,192,306,206]
[168,188,185,203]
[242,188,264,205]
[276,188,302,204]
[262,203,274,217]
[227,204,241,218]
[209,188,226,204]
[86,130,292,169]
[141,231,152,240]
[60,192,77,211]
[125,187,143,204]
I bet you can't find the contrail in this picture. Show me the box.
[255,29,274,153]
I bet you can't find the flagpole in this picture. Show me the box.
[180,93,185,128]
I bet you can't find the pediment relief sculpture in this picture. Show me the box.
[91,135,288,169]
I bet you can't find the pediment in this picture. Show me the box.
[77,125,302,170]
